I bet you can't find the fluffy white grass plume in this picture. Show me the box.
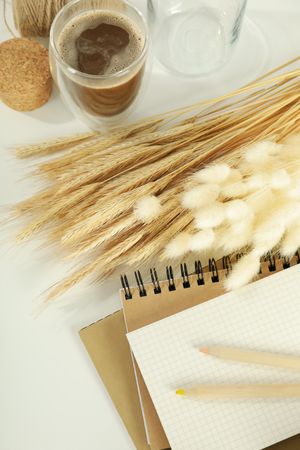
[246,189,275,214]
[221,181,249,199]
[194,163,231,184]
[134,195,161,223]
[246,173,269,191]
[164,232,190,258]
[280,223,300,257]
[225,200,252,222]
[218,220,253,254]
[287,182,300,200]
[267,199,300,228]
[188,229,215,252]
[270,169,291,190]
[177,135,300,290]
[224,251,261,291]
[226,168,242,183]
[252,220,285,254]
[181,184,220,209]
[195,202,225,228]
[243,140,281,164]
[278,147,300,165]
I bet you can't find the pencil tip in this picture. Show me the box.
[176,389,185,396]
[200,347,209,354]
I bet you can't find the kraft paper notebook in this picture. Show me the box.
[80,255,300,450]
[80,311,300,450]
[127,263,300,450]
[79,311,300,450]
[120,255,299,449]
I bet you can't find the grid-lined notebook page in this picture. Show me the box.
[127,264,300,450]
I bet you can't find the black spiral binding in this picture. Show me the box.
[181,263,190,289]
[195,260,204,285]
[265,252,276,272]
[120,274,132,300]
[121,253,300,299]
[209,258,219,283]
[150,268,161,294]
[222,256,232,276]
[134,270,147,297]
[166,265,176,291]
[282,257,290,269]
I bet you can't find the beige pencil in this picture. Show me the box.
[200,346,300,371]
[176,384,300,399]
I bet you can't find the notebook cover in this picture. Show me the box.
[120,258,298,449]
[79,310,150,450]
[79,308,300,450]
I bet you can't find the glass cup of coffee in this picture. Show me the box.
[50,0,149,130]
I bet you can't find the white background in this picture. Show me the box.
[0,1,299,449]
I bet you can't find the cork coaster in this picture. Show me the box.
[0,38,52,111]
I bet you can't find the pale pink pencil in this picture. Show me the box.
[200,346,300,371]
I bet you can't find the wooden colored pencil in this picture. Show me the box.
[200,346,300,371]
[176,384,300,399]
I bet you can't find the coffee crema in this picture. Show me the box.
[76,23,130,75]
[57,10,145,117]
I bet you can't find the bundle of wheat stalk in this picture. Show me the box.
[13,57,300,300]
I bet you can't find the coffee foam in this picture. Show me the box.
[57,10,144,76]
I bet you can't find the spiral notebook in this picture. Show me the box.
[127,262,300,450]
[120,255,300,450]
[79,310,300,450]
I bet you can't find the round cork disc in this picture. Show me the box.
[0,38,52,111]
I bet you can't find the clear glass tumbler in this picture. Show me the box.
[50,0,149,130]
[148,0,247,77]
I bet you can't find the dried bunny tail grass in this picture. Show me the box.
[225,200,252,222]
[270,169,291,190]
[15,132,96,158]
[165,232,191,258]
[134,195,162,223]
[193,163,231,183]
[182,184,220,209]
[195,202,226,229]
[224,251,261,291]
[188,229,215,252]
[242,140,280,165]
[217,220,253,255]
[280,223,300,257]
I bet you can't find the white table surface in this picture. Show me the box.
[0,1,299,449]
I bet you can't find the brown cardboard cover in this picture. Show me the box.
[79,311,150,450]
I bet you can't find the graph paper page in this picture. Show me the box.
[127,264,300,450]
